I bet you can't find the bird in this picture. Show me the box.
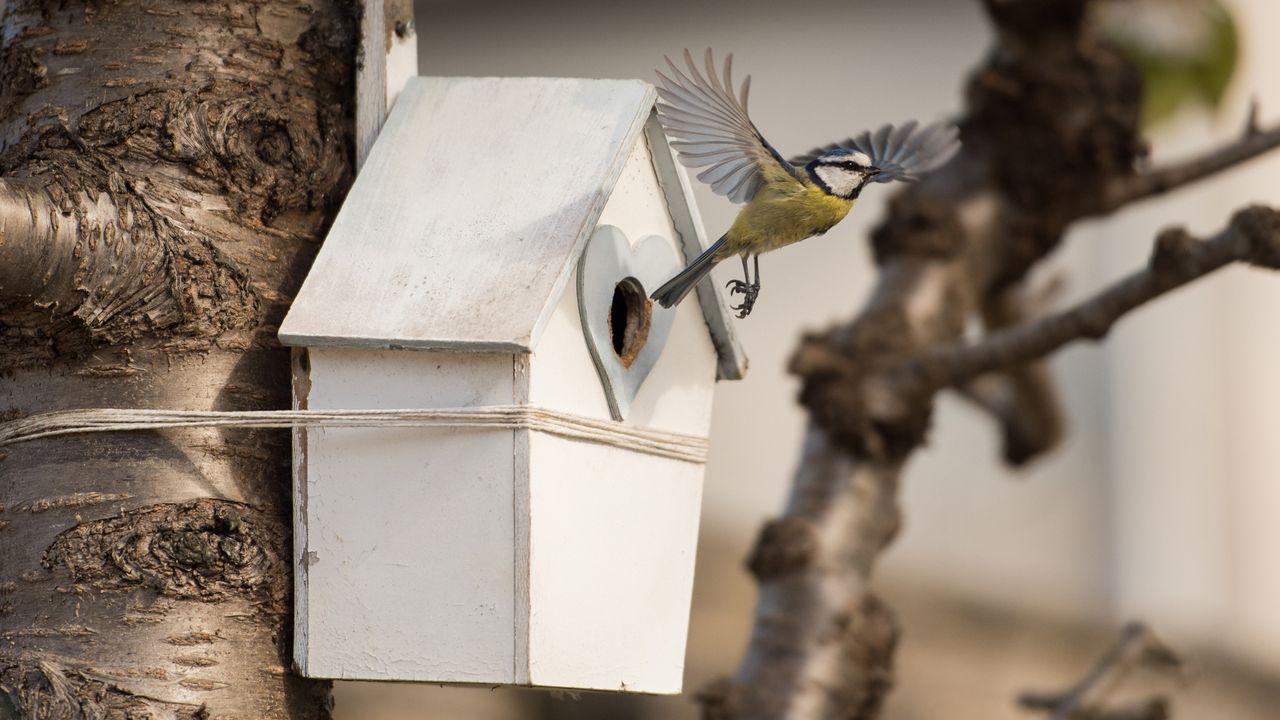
[649,49,961,318]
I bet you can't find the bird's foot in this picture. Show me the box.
[726,280,760,318]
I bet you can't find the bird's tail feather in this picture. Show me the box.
[650,236,727,309]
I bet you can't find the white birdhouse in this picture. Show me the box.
[277,76,746,694]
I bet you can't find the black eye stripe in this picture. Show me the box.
[817,158,868,173]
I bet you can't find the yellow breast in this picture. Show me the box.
[722,180,856,255]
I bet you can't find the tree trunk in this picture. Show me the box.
[705,1,1149,717]
[0,0,356,717]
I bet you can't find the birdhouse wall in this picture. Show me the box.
[293,346,522,682]
[291,122,724,693]
[519,134,717,692]
[528,132,718,434]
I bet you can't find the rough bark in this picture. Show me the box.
[0,0,357,717]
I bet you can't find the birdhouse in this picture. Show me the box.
[277,76,746,693]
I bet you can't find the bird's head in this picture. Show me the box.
[806,149,881,199]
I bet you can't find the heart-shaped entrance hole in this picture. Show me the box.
[608,277,652,369]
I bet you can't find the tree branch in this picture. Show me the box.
[777,202,1278,719]
[699,429,902,720]
[1099,116,1280,213]
[1018,622,1183,720]
[956,367,1063,465]
[903,206,1280,397]
[724,5,1156,716]
[959,277,1067,466]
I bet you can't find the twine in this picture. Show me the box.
[0,406,709,464]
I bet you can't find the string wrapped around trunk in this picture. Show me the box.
[0,406,710,464]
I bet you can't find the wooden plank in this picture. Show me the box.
[525,435,703,693]
[517,145,715,691]
[291,349,312,674]
[355,0,419,170]
[280,77,656,352]
[643,113,749,381]
[355,0,388,170]
[296,347,519,682]
[383,2,418,115]
[512,353,532,685]
[531,136,718,435]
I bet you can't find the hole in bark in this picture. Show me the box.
[256,123,292,165]
[608,277,651,369]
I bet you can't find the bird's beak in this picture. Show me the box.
[867,167,883,178]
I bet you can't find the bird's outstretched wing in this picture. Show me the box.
[789,121,961,184]
[655,49,804,204]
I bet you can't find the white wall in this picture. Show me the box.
[413,0,1280,665]
[1096,0,1280,666]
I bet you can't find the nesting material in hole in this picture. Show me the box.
[608,277,652,369]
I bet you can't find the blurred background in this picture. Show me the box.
[339,0,1280,717]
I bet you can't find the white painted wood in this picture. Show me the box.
[355,0,418,169]
[281,77,746,378]
[291,349,312,670]
[281,76,656,353]
[522,275,710,690]
[355,0,388,170]
[514,138,716,691]
[512,353,532,685]
[644,114,749,381]
[384,9,418,115]
[576,225,682,420]
[288,87,740,692]
[295,347,520,682]
[526,438,704,693]
[532,136,718,436]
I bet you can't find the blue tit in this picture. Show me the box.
[649,49,961,318]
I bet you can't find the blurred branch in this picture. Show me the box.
[778,200,1278,718]
[958,277,1067,466]
[721,3,1154,717]
[721,2,1276,718]
[956,368,1063,466]
[1099,114,1280,213]
[1019,622,1184,720]
[699,432,901,720]
[901,206,1280,396]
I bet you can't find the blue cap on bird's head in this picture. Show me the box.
[794,121,961,187]
[814,148,875,169]
[806,149,881,199]
[812,148,880,175]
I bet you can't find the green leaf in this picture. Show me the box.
[1095,0,1240,127]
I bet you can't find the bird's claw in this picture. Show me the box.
[725,280,760,318]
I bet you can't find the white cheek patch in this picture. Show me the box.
[815,165,863,197]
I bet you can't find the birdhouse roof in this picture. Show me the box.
[279,76,745,380]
